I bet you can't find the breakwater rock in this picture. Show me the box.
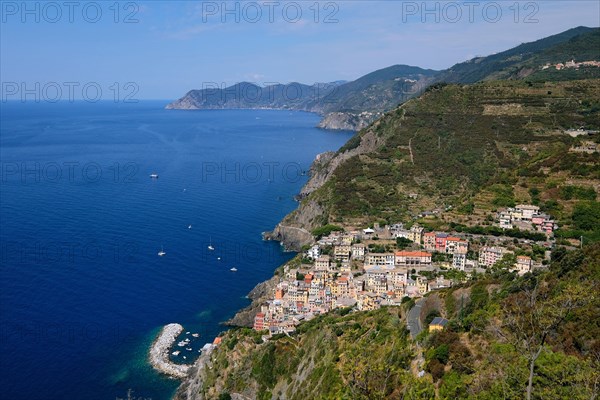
[149,323,191,379]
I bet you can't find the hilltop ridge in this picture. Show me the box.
[166,27,600,130]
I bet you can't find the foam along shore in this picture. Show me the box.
[149,323,191,379]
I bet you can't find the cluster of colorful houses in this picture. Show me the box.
[496,204,558,235]
[253,221,545,335]
[542,59,600,70]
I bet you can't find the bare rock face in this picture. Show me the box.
[299,152,336,196]
[172,351,212,400]
[224,274,281,327]
[165,93,200,110]
[318,111,379,131]
[264,119,386,251]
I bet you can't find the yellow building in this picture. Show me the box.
[429,317,449,332]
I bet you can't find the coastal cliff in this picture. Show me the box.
[224,274,281,328]
[165,65,438,131]
[263,114,387,250]
[317,111,380,131]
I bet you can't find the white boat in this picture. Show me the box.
[230,267,237,272]
[188,225,192,229]
[150,173,159,179]
[208,236,215,251]
[158,246,166,257]
[217,257,221,261]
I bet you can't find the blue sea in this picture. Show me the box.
[0,102,353,400]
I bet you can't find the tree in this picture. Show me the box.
[501,281,588,400]
[396,237,412,249]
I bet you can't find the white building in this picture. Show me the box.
[514,255,533,275]
[351,243,366,260]
[306,245,320,260]
[452,252,467,271]
[515,205,540,221]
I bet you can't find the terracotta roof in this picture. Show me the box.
[395,251,432,257]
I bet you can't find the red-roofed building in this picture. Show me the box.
[445,237,468,254]
[213,337,222,345]
[423,232,436,251]
[304,273,314,284]
[337,276,349,296]
[395,251,432,266]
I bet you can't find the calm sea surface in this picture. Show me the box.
[0,101,354,400]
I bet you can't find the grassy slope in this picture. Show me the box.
[193,307,418,400]
[319,64,439,113]
[304,79,599,241]
[438,27,599,83]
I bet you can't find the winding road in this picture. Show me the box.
[407,298,426,339]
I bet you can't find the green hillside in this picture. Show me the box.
[438,27,599,83]
[318,64,439,113]
[299,79,599,235]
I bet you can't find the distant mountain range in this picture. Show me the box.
[166,26,600,130]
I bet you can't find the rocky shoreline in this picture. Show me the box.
[149,323,191,379]
[224,274,281,327]
[166,101,364,132]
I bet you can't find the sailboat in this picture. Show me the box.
[158,245,166,257]
[208,236,215,251]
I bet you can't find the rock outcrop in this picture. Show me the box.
[317,111,380,131]
[172,351,212,400]
[224,274,281,327]
[264,116,388,250]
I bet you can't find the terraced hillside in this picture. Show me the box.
[272,79,600,248]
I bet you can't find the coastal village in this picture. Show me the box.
[253,204,556,336]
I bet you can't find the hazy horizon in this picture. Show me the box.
[2,1,599,100]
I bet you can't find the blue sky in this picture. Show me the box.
[1,1,599,100]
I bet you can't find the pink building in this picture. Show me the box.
[253,312,266,331]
